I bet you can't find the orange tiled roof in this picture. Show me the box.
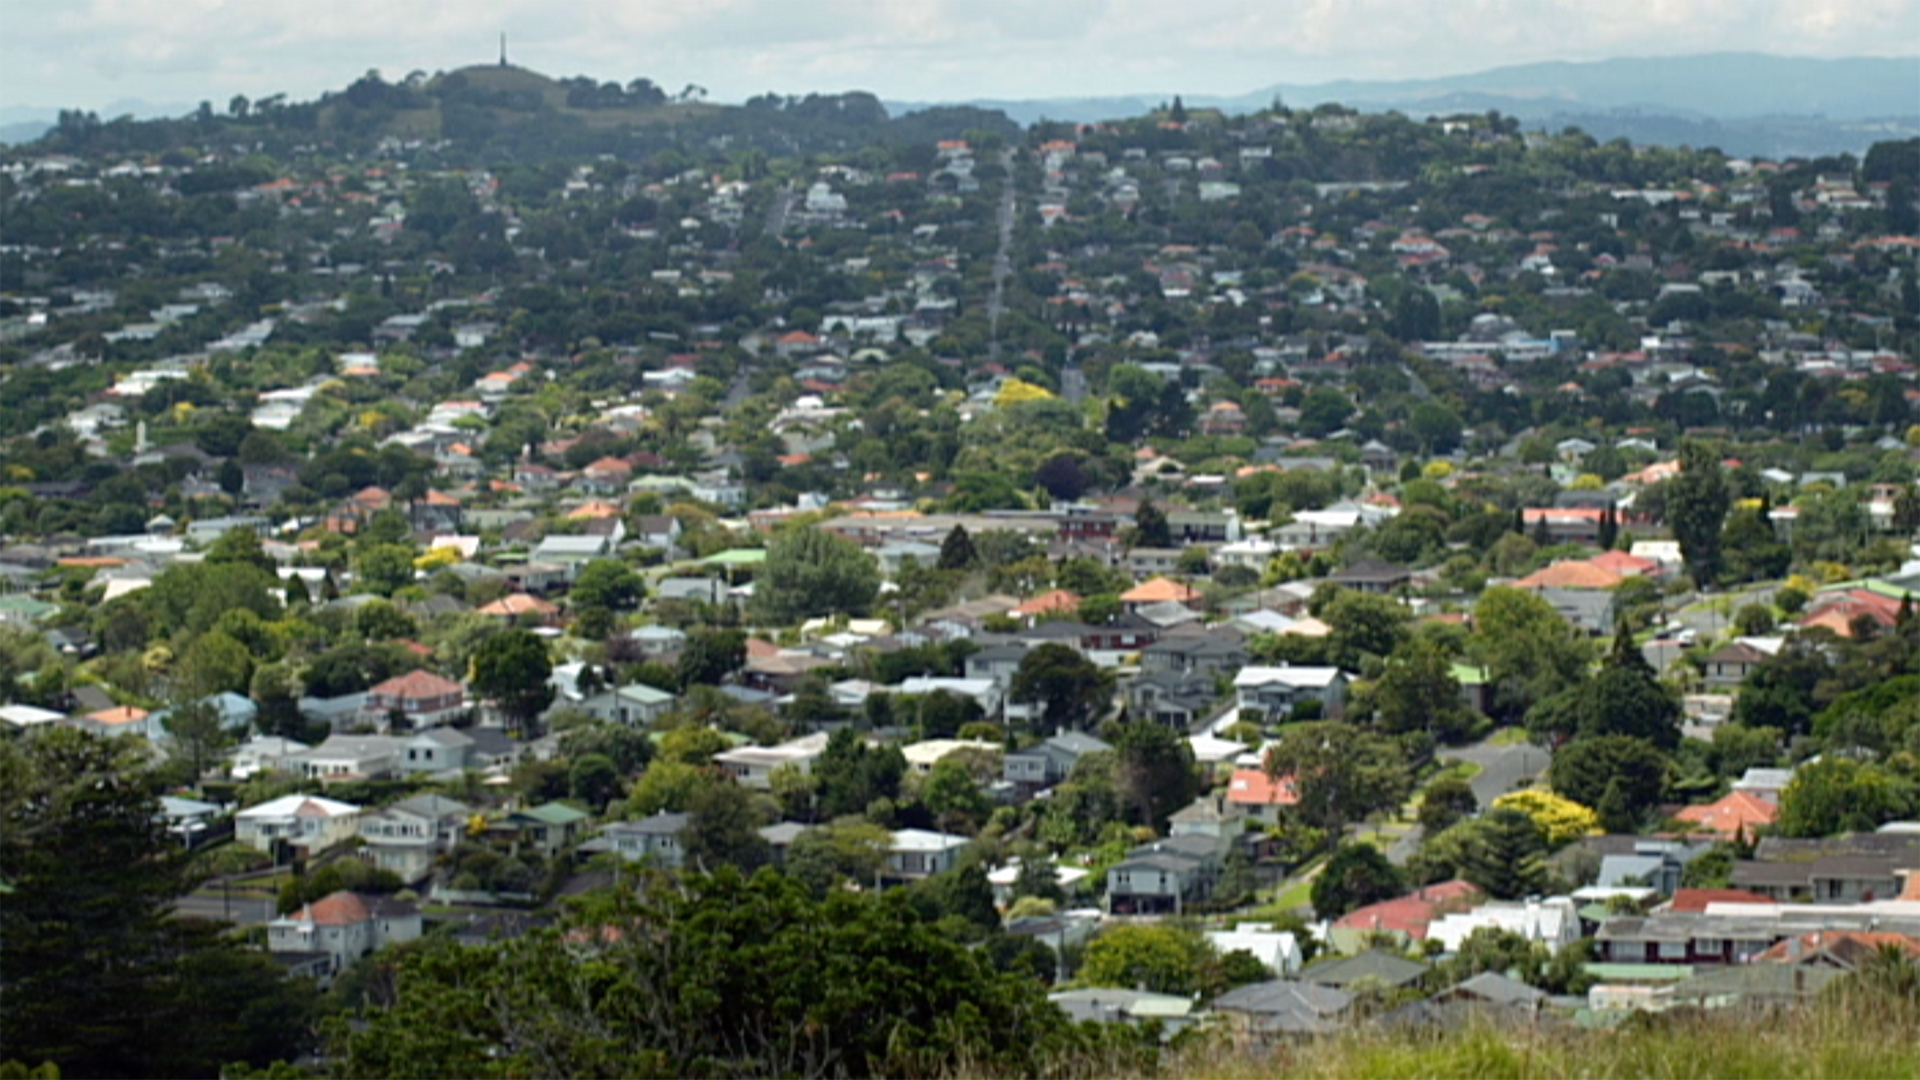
[1120,577,1199,604]
[1675,790,1778,838]
[1226,767,1299,807]
[1514,560,1624,590]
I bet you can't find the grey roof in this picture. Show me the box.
[619,811,691,836]
[1442,971,1547,1007]
[391,793,472,819]
[1300,948,1430,989]
[1667,963,1842,1003]
[1045,731,1112,756]
[758,821,812,845]
[1211,980,1352,1033]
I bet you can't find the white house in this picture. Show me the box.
[888,829,971,880]
[267,890,422,980]
[1426,897,1582,954]
[235,794,362,854]
[713,731,832,790]
[1207,924,1303,976]
[1232,665,1348,719]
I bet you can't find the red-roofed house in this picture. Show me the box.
[364,670,468,728]
[1332,880,1481,947]
[1755,930,1920,969]
[1225,767,1299,824]
[1674,790,1778,840]
[1662,888,1776,913]
[267,890,423,979]
[1588,549,1659,578]
[1120,577,1201,613]
[1514,560,1624,591]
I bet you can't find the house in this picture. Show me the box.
[1127,670,1218,728]
[357,794,471,882]
[631,514,683,553]
[1676,790,1779,840]
[1106,835,1223,915]
[579,812,690,868]
[1301,948,1430,990]
[888,829,970,880]
[1119,577,1201,613]
[1515,560,1623,591]
[1208,924,1303,976]
[1139,626,1247,677]
[1433,971,1547,1010]
[1328,559,1412,594]
[576,683,677,726]
[1233,665,1348,719]
[1048,988,1202,1033]
[1701,641,1775,688]
[267,890,423,981]
[227,735,310,779]
[1427,897,1583,954]
[1330,880,1482,952]
[283,734,408,780]
[235,794,362,855]
[363,670,468,729]
[492,802,590,859]
[1225,767,1299,825]
[159,794,224,845]
[530,535,611,580]
[1211,980,1352,1040]
[714,731,832,790]
[1536,587,1618,635]
[1730,835,1920,902]
[1003,731,1112,793]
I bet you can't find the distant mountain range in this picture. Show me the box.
[885,53,1920,157]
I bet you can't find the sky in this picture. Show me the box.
[2,0,1917,114]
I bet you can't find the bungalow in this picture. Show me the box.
[1211,980,1352,1041]
[576,683,677,727]
[530,535,612,580]
[1328,559,1411,595]
[235,794,362,855]
[283,734,408,781]
[579,812,690,868]
[491,802,590,860]
[888,829,970,880]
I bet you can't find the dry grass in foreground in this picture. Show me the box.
[1164,999,1920,1080]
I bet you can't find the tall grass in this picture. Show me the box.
[1165,997,1920,1080]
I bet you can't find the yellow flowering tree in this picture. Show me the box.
[1493,788,1600,847]
[993,377,1055,408]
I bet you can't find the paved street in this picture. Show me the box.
[1442,735,1550,808]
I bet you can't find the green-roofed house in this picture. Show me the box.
[700,547,768,586]
[0,594,59,624]
[1451,663,1492,715]
[493,801,590,859]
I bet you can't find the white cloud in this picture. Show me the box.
[0,0,1914,111]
